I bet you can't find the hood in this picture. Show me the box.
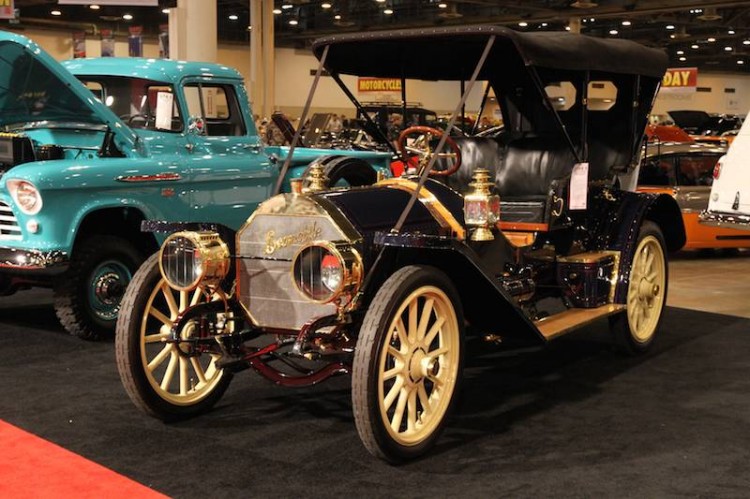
[0,31,137,150]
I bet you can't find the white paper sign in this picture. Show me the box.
[569,162,589,210]
[155,92,174,130]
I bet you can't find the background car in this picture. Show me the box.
[637,141,750,249]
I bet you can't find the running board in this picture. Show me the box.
[534,304,626,340]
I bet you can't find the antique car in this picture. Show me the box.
[0,31,390,339]
[637,141,750,249]
[700,113,750,230]
[116,26,685,462]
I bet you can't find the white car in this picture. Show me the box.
[701,116,750,228]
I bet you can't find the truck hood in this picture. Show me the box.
[0,31,137,150]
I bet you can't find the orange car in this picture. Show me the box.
[637,141,750,249]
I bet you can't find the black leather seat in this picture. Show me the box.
[447,135,577,225]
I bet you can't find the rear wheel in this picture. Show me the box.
[115,253,232,421]
[610,221,667,354]
[352,265,463,462]
[54,235,143,340]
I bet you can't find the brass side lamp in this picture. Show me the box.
[463,168,500,241]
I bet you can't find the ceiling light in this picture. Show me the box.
[162,8,170,14]
[744,40,750,45]
[679,57,686,61]
[738,60,745,65]
[728,29,736,35]
[666,24,675,30]
[228,14,238,20]
[334,14,341,19]
[123,13,133,20]
[541,22,548,27]
[518,22,528,27]
[565,26,571,31]
[609,29,618,35]
[273,8,282,14]
[571,1,598,8]
[725,46,733,52]
[282,3,293,9]
[51,10,61,16]
[321,2,332,8]
[589,18,595,22]
[384,8,393,14]
[697,7,721,21]
[376,0,386,3]
[89,4,100,9]
[438,2,447,7]
[676,50,684,55]
[691,44,699,49]
[707,37,716,42]
[621,20,631,26]
[288,19,298,25]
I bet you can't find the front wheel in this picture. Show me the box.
[115,253,232,421]
[610,221,668,354]
[352,265,464,462]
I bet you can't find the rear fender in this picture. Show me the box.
[588,189,684,304]
[362,234,546,348]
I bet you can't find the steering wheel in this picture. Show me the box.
[397,126,462,177]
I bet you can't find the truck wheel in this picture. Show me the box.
[54,235,143,340]
[115,253,232,421]
[352,265,463,462]
[610,221,668,354]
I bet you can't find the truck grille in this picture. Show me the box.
[0,202,21,240]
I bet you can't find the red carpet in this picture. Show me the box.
[0,420,167,498]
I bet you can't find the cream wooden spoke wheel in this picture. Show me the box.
[353,266,463,462]
[116,253,233,420]
[627,235,665,342]
[610,221,668,354]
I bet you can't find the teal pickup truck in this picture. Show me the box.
[0,31,390,340]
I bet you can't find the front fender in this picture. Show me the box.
[363,234,546,348]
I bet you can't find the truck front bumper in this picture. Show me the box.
[0,247,69,273]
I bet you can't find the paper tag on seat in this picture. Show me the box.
[569,162,589,210]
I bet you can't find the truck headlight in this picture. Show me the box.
[159,231,229,291]
[7,180,43,215]
[292,241,362,304]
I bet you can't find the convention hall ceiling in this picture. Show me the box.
[7,0,750,72]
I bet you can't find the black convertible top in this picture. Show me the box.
[312,25,667,80]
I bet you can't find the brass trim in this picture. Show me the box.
[378,178,466,240]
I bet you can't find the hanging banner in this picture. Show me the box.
[59,1,158,5]
[0,0,15,20]
[158,23,169,59]
[128,26,143,57]
[661,67,698,93]
[100,29,115,57]
[72,31,86,58]
[358,78,402,92]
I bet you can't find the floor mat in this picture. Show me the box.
[0,420,166,498]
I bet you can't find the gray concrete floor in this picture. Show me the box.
[668,249,750,318]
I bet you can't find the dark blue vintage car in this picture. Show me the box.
[116,25,685,462]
